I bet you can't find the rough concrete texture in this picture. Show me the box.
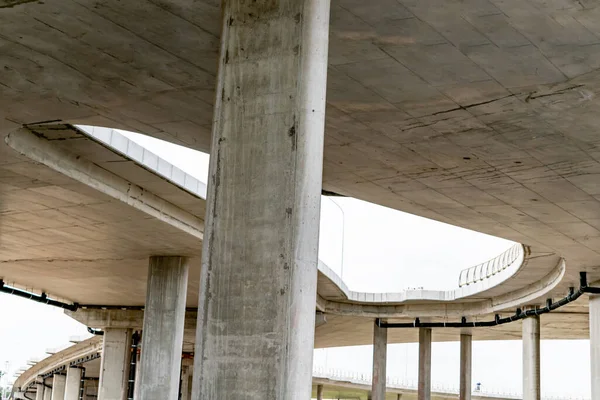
[98,328,131,400]
[372,321,388,400]
[418,328,432,400]
[522,316,541,400]
[64,367,82,400]
[459,334,472,400]
[191,0,330,399]
[50,375,66,400]
[138,256,188,400]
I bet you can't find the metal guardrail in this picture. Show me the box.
[312,367,589,400]
[458,244,523,288]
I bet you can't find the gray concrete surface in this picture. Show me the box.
[459,334,472,400]
[64,367,82,400]
[191,0,330,398]
[522,316,541,400]
[98,328,130,400]
[372,321,388,400]
[138,256,188,400]
[50,375,65,400]
[590,295,600,398]
[418,328,432,400]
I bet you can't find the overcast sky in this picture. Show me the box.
[0,129,592,398]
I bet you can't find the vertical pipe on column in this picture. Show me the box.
[316,384,323,400]
[418,328,432,400]
[522,315,541,400]
[138,256,189,400]
[127,331,140,400]
[459,334,472,400]
[79,368,86,400]
[591,295,600,398]
[371,320,387,400]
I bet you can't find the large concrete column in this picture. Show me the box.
[181,365,193,400]
[372,321,387,400]
[35,382,44,400]
[98,328,132,400]
[523,316,541,400]
[418,328,432,400]
[316,384,323,400]
[65,367,83,400]
[591,295,600,397]
[192,0,331,399]
[42,381,51,400]
[459,334,472,400]
[50,375,66,400]
[138,256,189,400]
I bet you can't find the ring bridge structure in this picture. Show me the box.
[5,1,600,398]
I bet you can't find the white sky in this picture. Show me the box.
[0,129,592,398]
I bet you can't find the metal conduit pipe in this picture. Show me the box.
[378,272,600,329]
[126,331,140,400]
[0,281,78,311]
[78,368,86,400]
[86,327,104,336]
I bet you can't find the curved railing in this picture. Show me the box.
[312,366,589,400]
[458,244,523,288]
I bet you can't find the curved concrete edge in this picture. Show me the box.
[76,125,208,200]
[319,254,565,318]
[12,336,102,392]
[317,244,527,304]
[4,127,204,239]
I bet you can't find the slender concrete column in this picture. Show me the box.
[523,316,541,400]
[50,375,66,400]
[43,382,51,400]
[418,328,432,400]
[133,348,141,400]
[316,384,324,400]
[138,256,189,400]
[591,295,600,397]
[35,382,44,400]
[64,367,83,400]
[98,328,132,400]
[459,334,472,400]
[192,0,331,399]
[372,321,387,400]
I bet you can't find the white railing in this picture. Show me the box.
[458,244,523,288]
[312,367,589,400]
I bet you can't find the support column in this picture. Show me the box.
[65,367,83,400]
[138,256,189,400]
[98,328,132,400]
[35,382,44,400]
[42,380,51,400]
[181,365,192,400]
[418,328,432,400]
[372,321,387,400]
[591,295,600,398]
[50,375,66,400]
[316,384,323,400]
[459,334,472,400]
[523,316,541,400]
[192,0,331,398]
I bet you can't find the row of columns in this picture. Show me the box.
[370,316,541,400]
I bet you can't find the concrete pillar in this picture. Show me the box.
[35,382,44,400]
[98,328,132,400]
[591,295,600,398]
[42,382,51,400]
[192,0,331,398]
[522,316,541,400]
[138,256,189,400]
[418,328,432,400]
[65,367,83,400]
[316,384,324,400]
[372,321,387,400]
[50,375,66,400]
[459,334,472,400]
